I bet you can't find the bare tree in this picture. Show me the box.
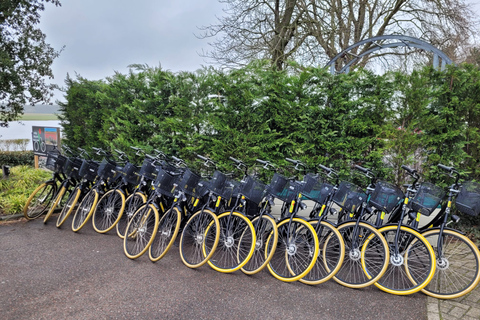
[200,0,479,70]
[199,0,303,70]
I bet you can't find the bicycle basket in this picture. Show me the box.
[139,158,157,181]
[121,163,140,185]
[369,181,405,213]
[302,180,334,205]
[154,169,178,198]
[333,181,367,213]
[97,159,117,180]
[195,179,211,198]
[209,171,232,199]
[409,182,445,216]
[63,157,83,180]
[240,176,266,205]
[455,181,480,216]
[266,173,290,199]
[178,169,202,197]
[45,152,66,173]
[301,173,321,195]
[273,180,302,203]
[78,159,99,182]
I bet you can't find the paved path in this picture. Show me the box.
[1,217,429,320]
[427,289,480,320]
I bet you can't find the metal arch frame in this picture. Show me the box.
[325,35,454,74]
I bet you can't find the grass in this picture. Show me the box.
[19,113,59,120]
[0,166,52,215]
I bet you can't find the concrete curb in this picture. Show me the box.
[0,213,24,221]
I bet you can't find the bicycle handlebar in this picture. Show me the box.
[256,159,276,171]
[437,163,454,172]
[401,165,416,175]
[354,164,369,173]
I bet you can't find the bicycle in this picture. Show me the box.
[196,155,257,273]
[254,159,320,282]
[93,147,160,234]
[70,149,127,232]
[43,148,84,224]
[291,161,345,285]
[356,164,436,295]
[225,157,279,276]
[23,146,66,220]
[116,148,171,239]
[56,148,100,227]
[319,164,390,289]
[405,164,480,299]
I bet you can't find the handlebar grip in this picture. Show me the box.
[437,163,453,172]
[197,154,209,161]
[354,164,369,173]
[401,165,416,174]
[318,164,331,173]
[285,158,297,164]
[229,156,241,163]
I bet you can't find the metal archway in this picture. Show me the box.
[325,35,454,74]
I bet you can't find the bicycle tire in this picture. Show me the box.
[116,192,147,239]
[265,217,319,282]
[56,186,82,227]
[179,209,220,269]
[23,182,56,220]
[71,189,99,232]
[420,229,480,299]
[123,204,159,259]
[205,211,256,273]
[329,221,389,288]
[92,189,126,233]
[300,219,345,285]
[240,215,278,275]
[148,207,182,262]
[373,225,436,295]
[43,185,67,223]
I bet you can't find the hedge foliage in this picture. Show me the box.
[0,151,34,167]
[58,62,480,186]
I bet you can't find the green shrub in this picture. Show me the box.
[0,151,34,166]
[0,166,52,215]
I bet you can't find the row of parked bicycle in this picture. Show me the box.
[23,145,480,300]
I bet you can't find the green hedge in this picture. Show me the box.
[0,151,34,167]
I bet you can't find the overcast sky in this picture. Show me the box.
[39,0,480,103]
[39,0,225,102]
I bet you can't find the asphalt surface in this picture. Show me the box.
[0,217,428,320]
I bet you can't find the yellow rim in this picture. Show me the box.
[23,183,53,220]
[372,225,436,295]
[56,188,81,227]
[116,192,147,239]
[43,186,66,223]
[93,189,126,234]
[123,204,159,259]
[179,209,220,268]
[72,190,99,232]
[240,215,278,275]
[204,211,256,273]
[265,217,319,282]
[331,221,389,289]
[419,229,480,299]
[148,207,182,262]
[299,220,346,285]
